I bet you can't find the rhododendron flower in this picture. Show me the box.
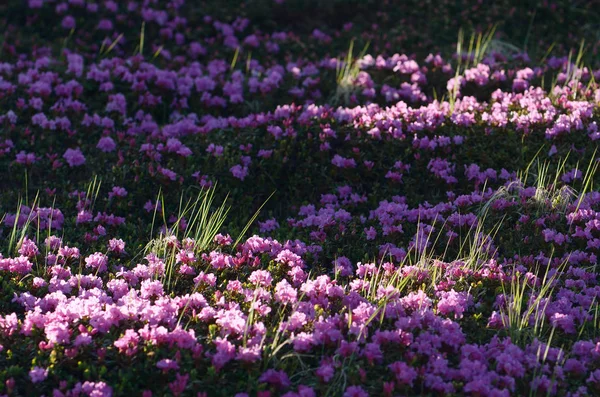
[63,148,86,167]
[249,270,273,287]
[436,290,472,319]
[259,369,290,389]
[156,358,179,371]
[29,367,48,383]
[343,386,368,397]
[15,151,37,165]
[108,238,126,254]
[85,252,108,273]
[230,164,249,180]
[114,330,140,356]
[97,136,116,152]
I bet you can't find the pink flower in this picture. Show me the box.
[114,329,140,356]
[140,279,164,299]
[18,237,39,257]
[85,252,108,273]
[81,381,112,397]
[249,270,273,286]
[6,256,33,274]
[275,280,297,304]
[108,238,126,254]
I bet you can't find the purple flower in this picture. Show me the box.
[258,218,280,233]
[156,359,179,371]
[29,366,48,383]
[61,15,76,29]
[15,151,37,165]
[63,148,86,167]
[437,290,472,319]
[259,369,291,390]
[230,164,249,180]
[343,386,368,397]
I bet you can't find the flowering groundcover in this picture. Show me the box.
[1,1,600,396]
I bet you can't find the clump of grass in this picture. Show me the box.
[563,41,586,87]
[6,194,39,256]
[577,297,600,340]
[481,149,598,218]
[332,39,369,106]
[449,25,497,110]
[230,46,240,71]
[99,33,124,57]
[543,40,597,99]
[499,256,566,347]
[526,327,565,397]
[144,186,230,292]
[232,191,275,249]
[137,22,145,56]
[528,156,576,214]
[572,149,599,214]
[83,175,103,214]
[151,187,274,303]
[487,37,522,59]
